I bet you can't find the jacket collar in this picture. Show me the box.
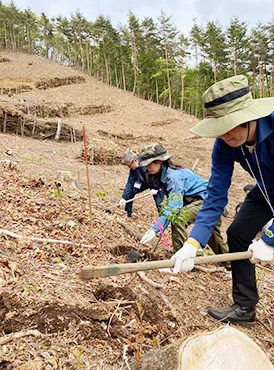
[256,112,274,145]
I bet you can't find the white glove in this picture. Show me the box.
[150,189,158,196]
[140,229,156,244]
[248,239,274,264]
[171,241,198,273]
[119,198,126,207]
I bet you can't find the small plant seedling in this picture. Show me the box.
[22,154,31,162]
[23,284,30,293]
[50,189,66,198]
[74,349,84,370]
[37,154,45,162]
[96,191,108,198]
[33,285,41,293]
[256,268,264,283]
[160,193,190,226]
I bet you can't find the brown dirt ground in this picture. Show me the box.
[0,52,273,369]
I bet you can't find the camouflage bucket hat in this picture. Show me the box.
[139,144,171,166]
[190,75,274,138]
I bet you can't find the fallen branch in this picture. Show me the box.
[0,329,42,345]
[157,290,182,323]
[122,344,132,370]
[258,265,273,273]
[0,228,97,249]
[116,217,143,241]
[257,336,274,344]
[137,271,164,289]
[107,300,122,336]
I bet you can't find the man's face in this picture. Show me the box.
[125,159,138,170]
[218,124,248,147]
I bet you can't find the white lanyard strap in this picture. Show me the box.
[241,146,274,216]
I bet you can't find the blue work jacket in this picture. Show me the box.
[122,158,164,212]
[190,112,274,247]
[122,162,148,199]
[151,165,208,234]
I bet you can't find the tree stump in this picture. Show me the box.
[136,326,273,370]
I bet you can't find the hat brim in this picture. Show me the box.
[189,97,274,137]
[140,154,172,167]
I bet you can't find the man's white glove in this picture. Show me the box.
[118,198,126,207]
[248,238,274,264]
[171,241,198,273]
[150,189,158,196]
[140,229,156,244]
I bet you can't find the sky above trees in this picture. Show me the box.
[4,0,274,35]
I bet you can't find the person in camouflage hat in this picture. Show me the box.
[139,144,172,166]
[139,143,229,259]
[119,151,164,217]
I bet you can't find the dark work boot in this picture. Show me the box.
[208,303,256,328]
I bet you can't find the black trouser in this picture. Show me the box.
[227,186,272,307]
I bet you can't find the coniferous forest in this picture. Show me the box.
[1,1,274,117]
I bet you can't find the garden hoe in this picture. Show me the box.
[79,251,252,279]
[126,236,161,263]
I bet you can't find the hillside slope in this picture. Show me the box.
[0,52,273,369]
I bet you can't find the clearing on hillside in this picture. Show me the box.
[0,52,273,369]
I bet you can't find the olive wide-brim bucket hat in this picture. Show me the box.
[190,75,274,138]
[139,143,172,166]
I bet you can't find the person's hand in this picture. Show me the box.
[118,198,126,207]
[140,229,156,244]
[248,239,274,264]
[171,239,199,273]
[150,189,158,196]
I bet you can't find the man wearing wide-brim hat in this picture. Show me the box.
[171,75,274,327]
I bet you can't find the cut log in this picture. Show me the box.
[137,326,273,370]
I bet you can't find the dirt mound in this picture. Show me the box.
[35,75,86,90]
[1,299,110,337]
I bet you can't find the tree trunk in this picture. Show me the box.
[234,46,238,76]
[271,54,274,97]
[180,67,185,111]
[155,79,159,104]
[164,41,172,108]
[130,31,138,95]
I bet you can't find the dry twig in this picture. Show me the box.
[107,300,122,336]
[137,271,164,289]
[0,329,42,345]
[0,228,96,248]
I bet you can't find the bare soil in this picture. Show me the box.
[0,52,273,369]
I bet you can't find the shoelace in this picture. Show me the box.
[241,146,274,217]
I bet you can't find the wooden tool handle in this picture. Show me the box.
[79,251,252,279]
[124,192,151,204]
[108,192,152,210]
